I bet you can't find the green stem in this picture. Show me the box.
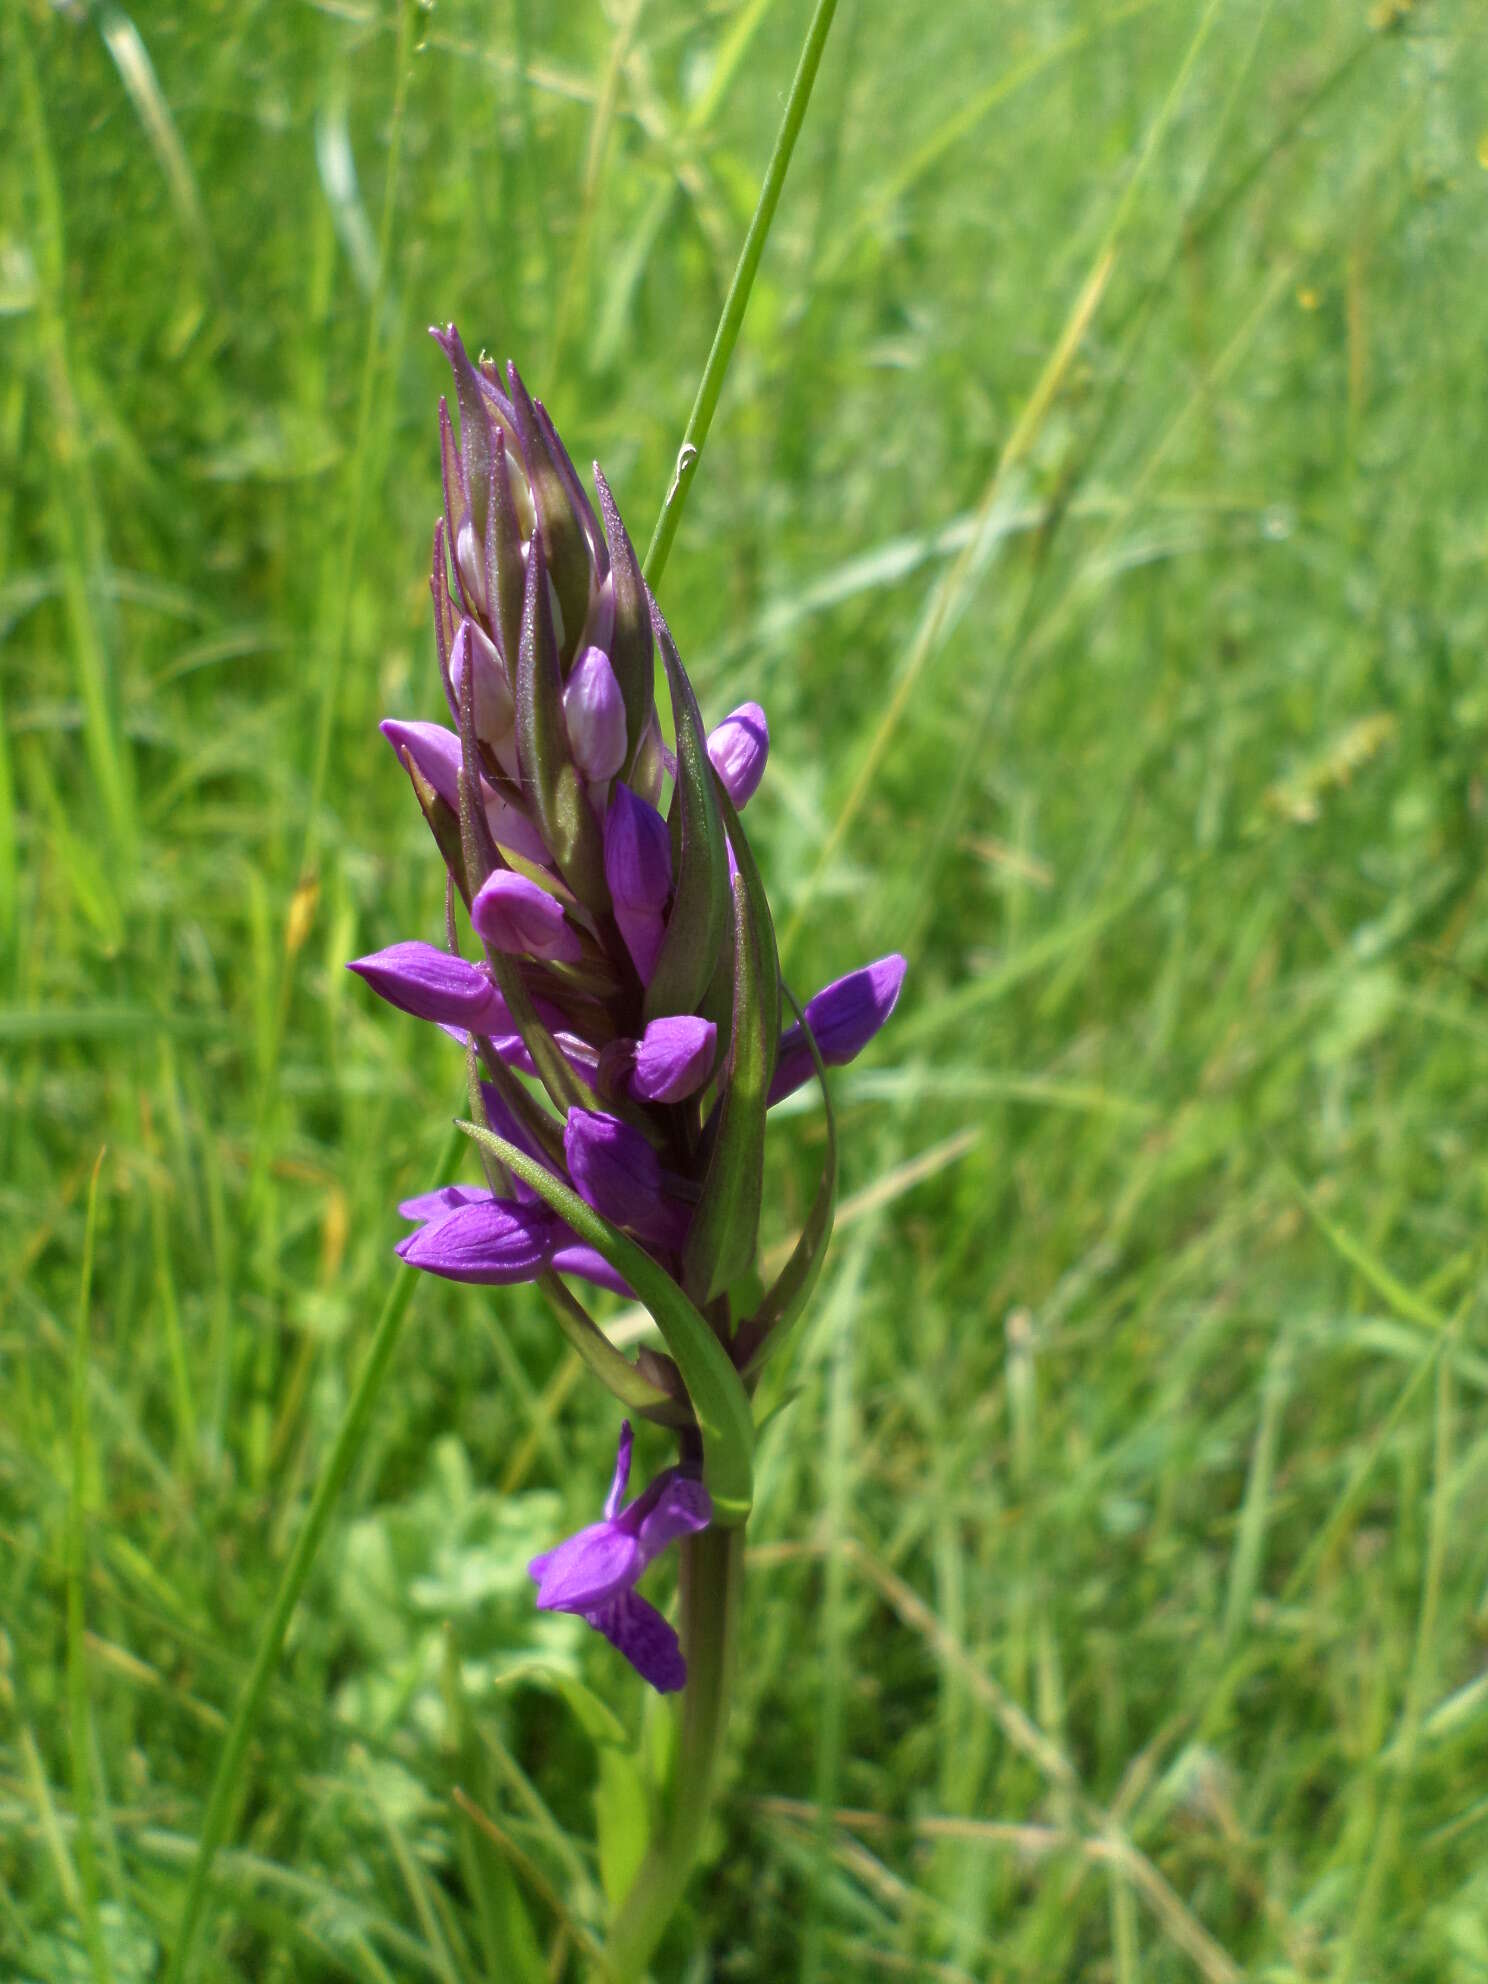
[163,1126,460,1984]
[601,1525,745,1981]
[642,0,840,591]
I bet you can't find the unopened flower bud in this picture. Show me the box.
[564,647,628,782]
[347,941,512,1033]
[768,953,908,1104]
[472,870,584,962]
[456,516,488,617]
[380,718,549,866]
[707,702,769,809]
[629,1015,717,1103]
[604,782,672,983]
[629,713,667,809]
[450,618,515,749]
[564,1109,687,1247]
[398,1196,559,1283]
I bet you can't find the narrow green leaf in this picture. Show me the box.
[536,1269,687,1421]
[643,614,730,1022]
[739,985,837,1378]
[595,1747,651,1911]
[442,1634,549,1984]
[593,464,655,778]
[457,1120,754,1523]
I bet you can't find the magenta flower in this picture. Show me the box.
[530,1423,711,1692]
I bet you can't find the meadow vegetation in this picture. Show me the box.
[3,0,1487,1977]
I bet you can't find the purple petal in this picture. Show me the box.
[564,1110,683,1246]
[632,1474,712,1564]
[529,1518,640,1612]
[769,953,908,1105]
[584,1589,686,1693]
[604,1421,634,1521]
[399,1198,558,1284]
[472,870,583,963]
[629,1014,717,1104]
[397,1183,490,1225]
[604,782,672,911]
[548,1243,635,1299]
[706,702,769,809]
[348,941,511,1033]
[563,647,628,782]
[604,782,672,983]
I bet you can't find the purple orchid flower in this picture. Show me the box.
[354,335,911,1704]
[529,1422,711,1692]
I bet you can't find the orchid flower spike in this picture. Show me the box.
[350,331,910,1696]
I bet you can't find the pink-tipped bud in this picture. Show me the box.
[450,618,515,748]
[472,870,583,962]
[455,516,488,616]
[707,702,769,809]
[563,646,628,781]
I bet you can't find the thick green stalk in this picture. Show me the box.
[602,1525,745,1981]
[163,1126,460,1984]
[642,0,840,590]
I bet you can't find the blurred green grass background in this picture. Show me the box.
[4,0,1488,1977]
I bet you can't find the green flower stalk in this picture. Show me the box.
[350,330,904,1965]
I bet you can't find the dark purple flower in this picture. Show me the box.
[603,782,672,984]
[348,941,512,1033]
[530,1421,711,1692]
[629,1015,717,1104]
[564,1108,688,1248]
[472,869,584,963]
[769,953,908,1104]
[707,702,769,809]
